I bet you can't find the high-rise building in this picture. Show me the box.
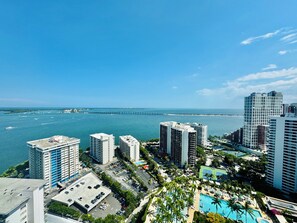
[160,121,177,154]
[119,135,140,161]
[225,128,243,145]
[243,91,283,149]
[191,123,208,146]
[0,178,46,223]
[257,125,269,151]
[28,135,80,191]
[90,133,115,164]
[266,115,297,194]
[282,103,297,116]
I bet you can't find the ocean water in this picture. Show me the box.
[0,108,243,173]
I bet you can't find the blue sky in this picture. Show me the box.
[0,1,297,108]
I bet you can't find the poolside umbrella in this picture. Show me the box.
[232,195,238,201]
[215,191,222,197]
[238,195,244,201]
[270,209,280,215]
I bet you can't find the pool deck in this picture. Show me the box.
[197,186,272,223]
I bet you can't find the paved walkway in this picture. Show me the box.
[125,195,151,223]
[187,190,200,223]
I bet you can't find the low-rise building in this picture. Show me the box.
[0,178,46,223]
[119,135,140,161]
[52,172,111,213]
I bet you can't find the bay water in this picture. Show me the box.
[0,108,243,173]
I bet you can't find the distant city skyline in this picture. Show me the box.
[0,1,297,108]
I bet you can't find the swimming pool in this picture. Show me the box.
[199,194,261,223]
[134,160,147,166]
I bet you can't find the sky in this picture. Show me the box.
[0,1,297,108]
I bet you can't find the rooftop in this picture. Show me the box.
[27,135,80,150]
[160,121,177,127]
[191,123,207,127]
[172,123,196,132]
[90,133,114,140]
[267,196,297,216]
[0,178,46,215]
[120,135,139,145]
[52,172,111,212]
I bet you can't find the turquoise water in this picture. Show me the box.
[0,108,243,173]
[134,160,146,166]
[199,194,261,223]
[260,219,270,223]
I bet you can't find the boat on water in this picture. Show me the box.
[5,126,15,130]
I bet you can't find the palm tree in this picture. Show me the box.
[243,201,255,223]
[226,198,236,218]
[233,203,243,222]
[211,196,222,214]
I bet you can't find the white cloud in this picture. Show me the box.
[278,50,287,55]
[280,33,297,42]
[172,86,178,90]
[290,40,297,44]
[278,49,297,55]
[241,29,282,45]
[196,67,297,98]
[262,64,277,71]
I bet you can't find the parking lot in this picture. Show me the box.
[89,193,121,219]
[94,159,138,195]
[125,161,158,191]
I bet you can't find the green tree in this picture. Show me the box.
[81,214,95,223]
[211,195,222,221]
[226,198,236,218]
[206,212,226,223]
[233,203,243,221]
[243,201,255,223]
[153,176,196,223]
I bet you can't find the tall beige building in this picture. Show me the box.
[243,91,283,149]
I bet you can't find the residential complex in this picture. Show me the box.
[190,123,208,146]
[119,135,140,161]
[0,178,46,223]
[282,103,297,116]
[225,128,243,145]
[28,135,80,191]
[90,133,115,164]
[160,122,197,167]
[266,114,297,194]
[160,121,177,155]
[243,91,283,149]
